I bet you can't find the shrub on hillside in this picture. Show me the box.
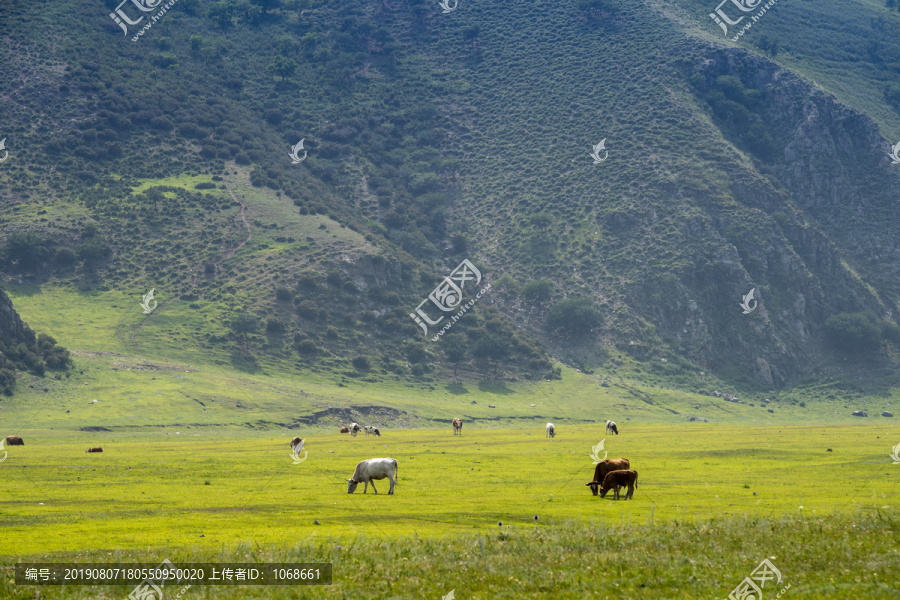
[3,232,54,273]
[522,279,553,303]
[824,312,882,353]
[548,297,602,335]
[352,356,371,371]
[296,339,318,355]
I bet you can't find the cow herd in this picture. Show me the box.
[338,423,381,437]
[6,416,637,501]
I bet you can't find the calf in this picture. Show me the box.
[546,423,555,438]
[585,458,630,496]
[85,447,103,453]
[599,469,638,500]
[5,436,23,446]
[346,458,398,494]
[363,426,381,437]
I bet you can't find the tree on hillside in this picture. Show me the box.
[471,331,510,377]
[443,334,468,379]
[207,0,236,29]
[229,314,261,351]
[3,232,53,273]
[37,333,72,370]
[252,0,283,11]
[269,55,299,81]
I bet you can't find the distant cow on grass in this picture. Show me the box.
[290,437,304,455]
[452,418,463,435]
[349,423,360,437]
[364,426,381,437]
[5,436,23,446]
[346,458,398,494]
[606,420,619,435]
[340,426,350,434]
[85,447,103,453]
[599,469,638,500]
[546,423,555,438]
[585,458,630,496]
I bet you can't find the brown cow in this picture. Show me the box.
[599,469,638,500]
[5,436,24,446]
[585,458,630,496]
[452,418,463,435]
[85,447,103,453]
[340,426,350,433]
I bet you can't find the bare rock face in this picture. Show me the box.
[852,410,868,417]
[882,411,893,418]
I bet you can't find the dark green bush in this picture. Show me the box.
[824,312,882,353]
[548,297,602,335]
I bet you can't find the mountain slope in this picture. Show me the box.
[0,0,898,394]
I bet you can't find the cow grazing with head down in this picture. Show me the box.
[599,469,638,500]
[452,418,463,435]
[290,437,304,455]
[5,436,23,446]
[340,426,350,434]
[585,458,630,496]
[363,426,381,437]
[85,447,103,453]
[546,423,555,438]
[349,423,360,437]
[606,420,619,435]
[346,458,398,494]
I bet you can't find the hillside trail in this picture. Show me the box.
[124,182,253,351]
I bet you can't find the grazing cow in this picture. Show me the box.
[452,418,463,435]
[585,458,630,496]
[85,447,103,453]
[290,437,304,455]
[599,469,638,500]
[546,423,555,438]
[5,436,23,446]
[606,420,619,435]
[340,426,350,434]
[346,458,398,494]
[363,426,381,437]
[349,423,361,437]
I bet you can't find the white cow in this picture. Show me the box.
[349,422,360,437]
[346,458,398,494]
[546,423,555,438]
[363,426,381,436]
[606,420,619,435]
[290,437,304,455]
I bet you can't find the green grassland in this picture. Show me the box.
[1,424,898,598]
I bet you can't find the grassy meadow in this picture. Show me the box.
[1,423,898,598]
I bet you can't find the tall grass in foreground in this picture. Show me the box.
[2,511,897,599]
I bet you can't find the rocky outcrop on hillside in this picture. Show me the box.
[651,49,900,385]
[0,287,71,395]
[0,288,36,356]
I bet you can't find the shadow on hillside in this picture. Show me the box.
[477,380,514,395]
[446,383,469,395]
[229,350,260,373]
